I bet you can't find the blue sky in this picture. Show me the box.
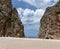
[12,0,58,38]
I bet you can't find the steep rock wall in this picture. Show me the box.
[0,0,24,37]
[39,1,60,39]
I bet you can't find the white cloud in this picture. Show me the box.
[17,0,58,24]
[17,0,58,9]
[17,8,24,18]
[17,0,59,37]
[17,8,45,24]
[33,9,44,23]
[44,0,50,2]
[23,9,34,16]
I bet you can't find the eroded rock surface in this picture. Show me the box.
[39,1,60,39]
[0,0,24,37]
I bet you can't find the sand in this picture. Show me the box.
[0,37,60,49]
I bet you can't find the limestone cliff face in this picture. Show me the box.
[39,1,60,39]
[0,0,24,37]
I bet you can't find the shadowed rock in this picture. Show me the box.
[0,0,24,37]
[39,1,60,39]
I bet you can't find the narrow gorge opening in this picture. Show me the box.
[12,0,59,38]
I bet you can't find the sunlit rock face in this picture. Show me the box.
[39,1,60,39]
[0,0,24,37]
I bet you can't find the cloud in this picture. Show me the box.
[16,0,58,25]
[17,0,58,9]
[17,8,45,24]
[17,0,58,24]
[17,8,44,37]
[17,8,41,37]
[16,0,58,37]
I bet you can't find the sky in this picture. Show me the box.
[12,0,58,38]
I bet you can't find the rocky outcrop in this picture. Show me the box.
[39,1,60,39]
[0,0,24,37]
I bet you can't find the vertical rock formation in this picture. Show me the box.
[0,0,24,37]
[39,1,60,39]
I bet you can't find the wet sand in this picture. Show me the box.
[0,37,60,49]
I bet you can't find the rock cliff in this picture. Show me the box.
[0,0,24,37]
[39,1,60,39]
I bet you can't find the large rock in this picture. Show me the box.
[0,0,24,37]
[39,1,60,39]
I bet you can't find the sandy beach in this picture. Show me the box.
[0,37,60,49]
